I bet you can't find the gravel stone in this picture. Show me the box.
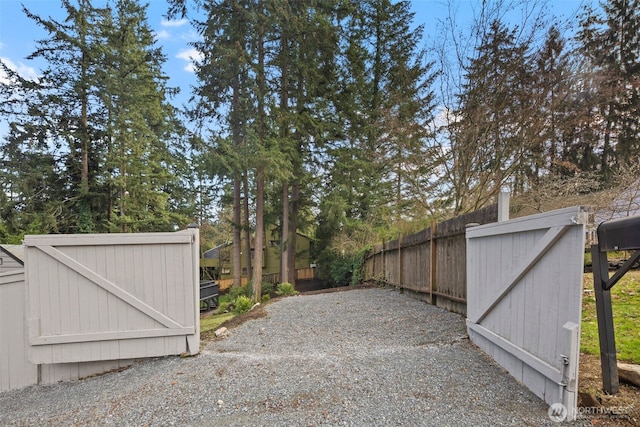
[0,287,590,426]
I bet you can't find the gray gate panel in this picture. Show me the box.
[466,206,587,421]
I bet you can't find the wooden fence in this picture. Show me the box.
[364,204,499,315]
[218,267,316,291]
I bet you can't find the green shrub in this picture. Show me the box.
[261,282,275,296]
[229,284,252,300]
[328,248,368,287]
[218,301,230,313]
[261,294,271,303]
[232,295,254,314]
[276,282,298,296]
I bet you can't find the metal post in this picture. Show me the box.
[591,244,619,394]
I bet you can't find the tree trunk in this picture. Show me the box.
[287,182,299,287]
[252,167,264,302]
[280,182,290,284]
[233,174,242,288]
[232,73,242,288]
[252,23,266,302]
[279,25,290,285]
[243,172,252,281]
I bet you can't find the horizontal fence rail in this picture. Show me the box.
[364,204,499,316]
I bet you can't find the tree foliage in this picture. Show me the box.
[0,0,192,240]
[2,0,639,288]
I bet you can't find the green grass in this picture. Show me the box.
[583,249,631,266]
[581,270,640,364]
[200,312,235,334]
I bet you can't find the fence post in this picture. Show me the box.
[498,192,510,222]
[398,234,403,291]
[429,220,437,305]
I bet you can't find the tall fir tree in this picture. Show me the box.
[0,0,192,237]
[577,0,640,182]
[449,19,536,213]
[99,0,189,232]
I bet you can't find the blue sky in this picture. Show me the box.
[0,0,589,116]
[0,0,202,110]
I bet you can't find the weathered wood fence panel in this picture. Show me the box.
[466,206,587,421]
[364,204,498,315]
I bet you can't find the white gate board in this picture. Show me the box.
[24,229,199,365]
[466,206,587,421]
[0,270,37,392]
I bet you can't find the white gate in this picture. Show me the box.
[466,206,587,421]
[24,229,200,365]
[0,269,37,392]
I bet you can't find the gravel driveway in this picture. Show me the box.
[0,287,587,426]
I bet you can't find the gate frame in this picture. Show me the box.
[466,206,588,421]
[24,228,200,365]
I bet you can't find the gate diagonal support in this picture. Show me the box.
[474,225,570,324]
[35,245,185,330]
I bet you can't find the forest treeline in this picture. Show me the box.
[1,0,638,296]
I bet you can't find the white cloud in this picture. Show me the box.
[161,18,188,27]
[155,29,171,40]
[181,29,201,41]
[0,56,38,84]
[176,48,202,73]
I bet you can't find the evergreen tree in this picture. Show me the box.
[2,0,107,233]
[576,0,640,182]
[334,0,435,222]
[531,25,574,179]
[0,0,192,237]
[99,0,189,232]
[192,0,255,288]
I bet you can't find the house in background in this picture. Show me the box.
[0,244,24,273]
[200,225,312,285]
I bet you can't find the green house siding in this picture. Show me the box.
[200,227,311,280]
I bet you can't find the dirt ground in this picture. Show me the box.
[578,353,640,426]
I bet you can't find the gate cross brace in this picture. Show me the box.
[474,225,570,324]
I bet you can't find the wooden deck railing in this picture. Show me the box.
[217,267,315,291]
